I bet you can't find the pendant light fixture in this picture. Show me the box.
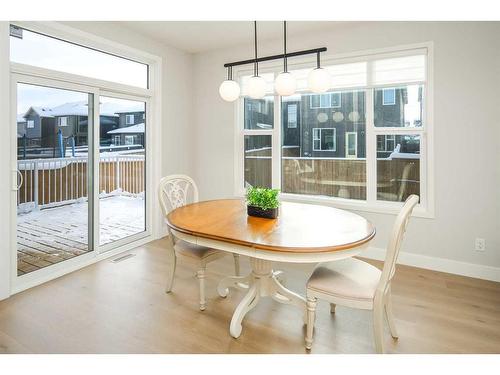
[275,21,296,96]
[247,21,266,99]
[307,51,332,93]
[219,66,240,102]
[220,22,329,102]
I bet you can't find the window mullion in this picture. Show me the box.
[272,94,281,190]
[366,61,377,203]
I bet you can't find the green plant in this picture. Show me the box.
[245,186,280,210]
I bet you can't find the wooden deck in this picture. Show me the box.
[16,195,145,275]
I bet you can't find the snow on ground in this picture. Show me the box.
[17,194,145,247]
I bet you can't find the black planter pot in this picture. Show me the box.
[247,205,279,219]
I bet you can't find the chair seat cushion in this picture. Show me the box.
[174,240,220,259]
[307,258,382,302]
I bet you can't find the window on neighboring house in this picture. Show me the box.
[113,135,121,145]
[124,135,135,145]
[312,128,336,151]
[142,113,145,120]
[310,92,341,109]
[237,50,428,210]
[58,116,68,126]
[125,114,134,125]
[287,104,297,128]
[382,88,396,105]
[26,120,34,128]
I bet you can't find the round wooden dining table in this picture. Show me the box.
[166,199,376,338]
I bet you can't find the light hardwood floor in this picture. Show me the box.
[1,237,499,354]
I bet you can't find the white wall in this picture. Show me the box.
[192,22,500,278]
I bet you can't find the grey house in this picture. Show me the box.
[245,86,422,159]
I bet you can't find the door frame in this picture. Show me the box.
[10,71,155,294]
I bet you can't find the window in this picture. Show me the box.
[312,128,336,151]
[287,104,297,128]
[58,116,68,127]
[26,119,34,128]
[126,114,134,125]
[124,135,135,145]
[113,135,121,145]
[237,47,430,213]
[244,96,274,130]
[375,85,423,127]
[10,26,148,88]
[310,92,341,109]
[382,88,396,105]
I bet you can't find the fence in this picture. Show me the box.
[244,155,420,201]
[17,155,145,209]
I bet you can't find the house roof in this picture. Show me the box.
[19,101,144,120]
[113,103,145,114]
[107,123,145,134]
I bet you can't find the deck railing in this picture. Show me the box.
[17,154,145,209]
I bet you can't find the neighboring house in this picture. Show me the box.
[16,101,147,150]
[107,122,145,147]
[108,105,146,147]
[245,86,422,159]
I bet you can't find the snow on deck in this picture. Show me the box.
[17,195,145,275]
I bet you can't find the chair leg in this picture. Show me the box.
[373,300,385,354]
[165,239,176,293]
[330,303,336,314]
[197,266,207,311]
[305,295,317,350]
[233,254,240,276]
[385,291,399,339]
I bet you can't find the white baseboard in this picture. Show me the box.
[362,247,500,283]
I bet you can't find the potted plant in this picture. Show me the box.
[245,186,280,219]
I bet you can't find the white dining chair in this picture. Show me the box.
[158,174,241,311]
[305,194,419,353]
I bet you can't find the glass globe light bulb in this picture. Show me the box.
[247,75,267,99]
[219,79,241,102]
[275,71,296,96]
[307,67,331,93]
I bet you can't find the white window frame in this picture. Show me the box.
[58,116,68,126]
[125,114,134,125]
[26,119,34,128]
[382,88,396,105]
[113,135,121,145]
[345,132,358,158]
[7,21,163,295]
[234,42,434,219]
[312,127,336,151]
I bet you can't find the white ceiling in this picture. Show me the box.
[116,21,354,54]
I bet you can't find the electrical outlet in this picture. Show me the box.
[475,238,486,252]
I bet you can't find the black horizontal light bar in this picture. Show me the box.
[223,47,327,68]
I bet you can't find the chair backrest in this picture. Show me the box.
[377,194,419,294]
[158,174,199,224]
[397,162,415,201]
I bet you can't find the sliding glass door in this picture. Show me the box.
[98,96,146,247]
[15,82,94,275]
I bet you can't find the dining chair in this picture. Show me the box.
[304,194,419,353]
[158,174,241,311]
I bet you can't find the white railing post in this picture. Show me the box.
[116,156,120,191]
[33,159,39,209]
